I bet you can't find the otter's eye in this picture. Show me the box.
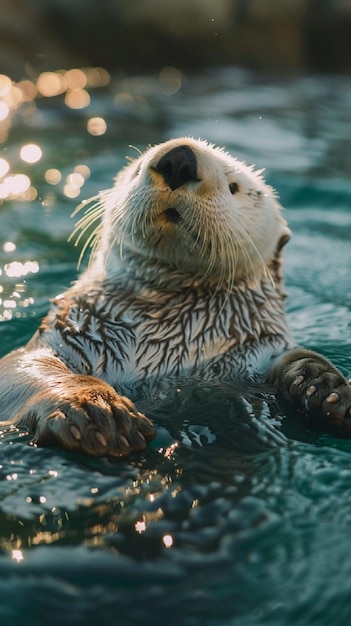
[229,182,239,195]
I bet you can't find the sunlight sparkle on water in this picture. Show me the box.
[0,101,9,122]
[17,80,37,102]
[0,174,30,199]
[20,143,42,164]
[2,241,16,253]
[0,158,9,178]
[12,549,24,563]
[0,74,12,97]
[67,172,85,187]
[65,89,90,109]
[162,534,174,548]
[63,183,80,199]
[87,117,107,136]
[65,68,87,90]
[5,86,23,109]
[0,66,110,205]
[74,164,91,179]
[4,261,39,278]
[36,72,66,97]
[63,171,87,198]
[45,168,62,185]
[135,520,146,533]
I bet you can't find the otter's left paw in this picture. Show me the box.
[271,350,351,436]
[28,378,156,458]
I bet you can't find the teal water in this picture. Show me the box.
[0,69,351,626]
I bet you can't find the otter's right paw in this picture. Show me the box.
[27,377,156,458]
[271,349,351,437]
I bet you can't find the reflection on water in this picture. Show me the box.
[0,66,351,625]
[0,67,109,203]
[0,256,38,321]
[0,385,283,561]
[0,67,110,321]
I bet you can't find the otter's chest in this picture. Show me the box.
[38,281,290,392]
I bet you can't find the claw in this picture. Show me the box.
[293,375,305,386]
[119,434,130,450]
[95,430,107,447]
[326,392,339,404]
[306,385,317,397]
[70,424,81,440]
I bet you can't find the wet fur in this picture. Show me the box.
[0,137,350,457]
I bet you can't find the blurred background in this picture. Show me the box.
[2,0,351,78]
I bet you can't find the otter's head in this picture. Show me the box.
[74,138,290,288]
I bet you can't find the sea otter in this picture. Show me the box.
[0,137,350,456]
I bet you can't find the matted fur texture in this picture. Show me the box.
[0,137,350,457]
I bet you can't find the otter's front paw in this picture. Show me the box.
[30,377,156,457]
[272,350,351,436]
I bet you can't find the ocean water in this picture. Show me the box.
[0,68,351,626]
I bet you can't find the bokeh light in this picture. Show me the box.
[65,68,87,90]
[63,185,80,199]
[0,74,12,97]
[5,86,23,109]
[0,174,31,199]
[63,170,87,199]
[20,144,42,164]
[0,66,111,207]
[0,102,9,122]
[2,242,16,253]
[65,89,90,109]
[85,67,111,88]
[159,67,182,95]
[87,117,107,136]
[36,72,66,97]
[0,158,9,178]
[67,173,85,187]
[74,164,91,180]
[45,168,62,185]
[4,261,39,278]
[0,65,113,322]
[17,80,37,102]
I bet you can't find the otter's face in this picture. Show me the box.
[79,138,290,287]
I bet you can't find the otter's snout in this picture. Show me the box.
[155,145,199,191]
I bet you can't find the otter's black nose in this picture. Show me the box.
[155,145,198,191]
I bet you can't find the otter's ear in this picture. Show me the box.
[270,224,291,295]
[276,226,291,254]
